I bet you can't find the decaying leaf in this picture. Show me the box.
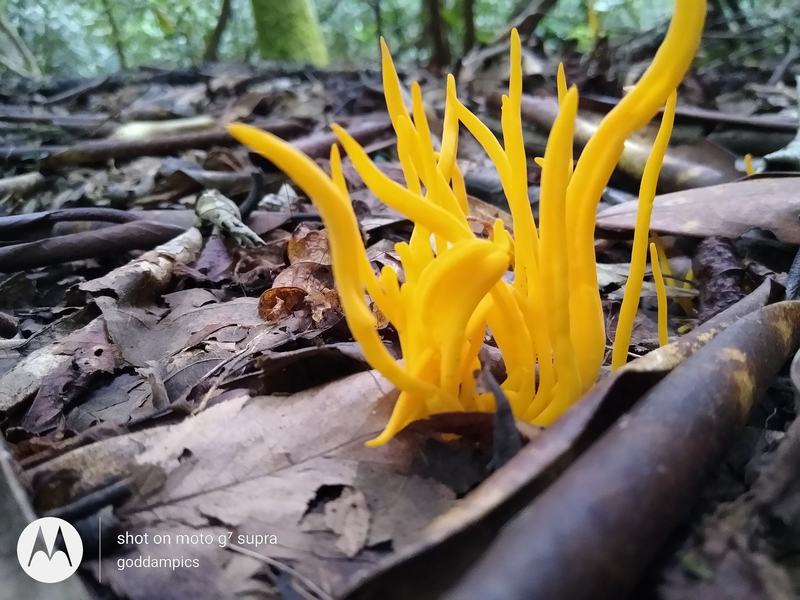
[80,228,203,304]
[267,261,341,325]
[258,287,308,322]
[27,371,456,598]
[20,318,122,434]
[195,189,264,249]
[596,178,800,244]
[287,222,332,265]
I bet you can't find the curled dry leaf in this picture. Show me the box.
[272,260,334,291]
[287,222,332,265]
[258,286,308,322]
[267,261,341,326]
[80,228,203,304]
[195,189,264,249]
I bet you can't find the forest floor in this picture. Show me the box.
[1,33,800,600]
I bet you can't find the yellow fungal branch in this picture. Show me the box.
[228,0,706,445]
[566,0,705,387]
[743,153,755,176]
[650,242,669,347]
[611,91,677,370]
[652,234,694,316]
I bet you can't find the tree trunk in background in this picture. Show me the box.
[503,0,559,42]
[463,0,476,55]
[370,0,383,60]
[371,0,383,40]
[204,0,232,62]
[100,0,127,70]
[423,0,450,69]
[250,0,328,66]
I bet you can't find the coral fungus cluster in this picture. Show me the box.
[228,0,707,446]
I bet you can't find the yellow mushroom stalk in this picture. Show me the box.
[227,0,706,445]
[743,153,755,176]
[566,0,704,386]
[611,91,677,370]
[650,242,670,347]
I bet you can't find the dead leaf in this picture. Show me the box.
[596,177,800,244]
[27,371,456,598]
[93,294,264,367]
[287,222,331,265]
[258,287,308,322]
[301,485,371,558]
[80,228,203,304]
[270,262,341,325]
[20,318,122,434]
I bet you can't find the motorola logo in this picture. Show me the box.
[17,517,83,583]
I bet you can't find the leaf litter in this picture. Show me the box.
[1,22,800,600]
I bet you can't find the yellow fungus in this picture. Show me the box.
[652,233,694,316]
[744,153,755,176]
[227,0,706,445]
[567,0,705,385]
[533,86,582,425]
[611,90,677,370]
[650,242,669,346]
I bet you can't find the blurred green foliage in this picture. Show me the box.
[3,0,797,77]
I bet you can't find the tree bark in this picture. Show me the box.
[203,0,233,62]
[370,0,383,40]
[463,0,476,55]
[250,0,328,65]
[100,0,127,70]
[423,0,450,69]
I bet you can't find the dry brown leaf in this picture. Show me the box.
[27,371,456,598]
[287,222,332,265]
[80,228,203,304]
[270,261,341,325]
[258,286,308,322]
[596,177,800,244]
[272,260,334,292]
[94,294,265,367]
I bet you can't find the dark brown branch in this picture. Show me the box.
[0,221,186,272]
